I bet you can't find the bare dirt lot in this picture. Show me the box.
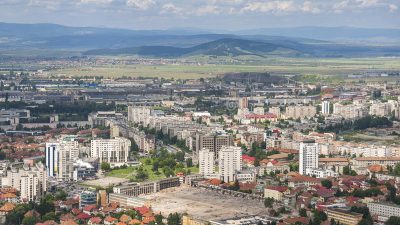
[142,186,269,220]
[82,177,129,188]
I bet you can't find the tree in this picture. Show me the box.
[299,208,307,217]
[101,162,111,171]
[22,216,38,225]
[321,180,333,189]
[152,161,159,172]
[6,204,31,225]
[264,197,274,208]
[394,163,400,176]
[167,213,181,225]
[136,167,149,181]
[54,190,67,201]
[358,218,373,225]
[36,194,55,215]
[155,214,164,225]
[186,158,193,167]
[385,216,400,225]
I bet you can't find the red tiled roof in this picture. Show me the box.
[134,206,150,215]
[265,186,288,193]
[83,204,97,212]
[76,213,91,220]
[245,113,277,119]
[242,154,256,162]
[90,217,102,224]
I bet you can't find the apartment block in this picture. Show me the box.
[218,146,242,183]
[199,148,215,177]
[368,202,400,222]
[91,137,131,167]
[285,105,316,119]
[299,141,319,175]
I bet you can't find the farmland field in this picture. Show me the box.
[48,57,400,79]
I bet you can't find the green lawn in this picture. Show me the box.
[106,158,199,182]
[106,167,136,178]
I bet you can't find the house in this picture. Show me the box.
[264,186,289,201]
[288,175,321,188]
[120,214,132,223]
[60,220,78,225]
[60,213,75,223]
[104,216,118,225]
[0,202,15,216]
[89,217,102,225]
[242,155,256,167]
[76,213,91,221]
[129,219,141,225]
[282,217,310,225]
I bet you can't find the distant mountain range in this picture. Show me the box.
[84,38,400,58]
[1,22,400,58]
[84,38,304,57]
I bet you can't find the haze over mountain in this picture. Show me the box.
[1,22,400,58]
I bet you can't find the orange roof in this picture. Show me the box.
[142,216,155,224]
[289,175,321,183]
[368,165,387,173]
[355,157,400,161]
[142,211,153,218]
[319,158,349,162]
[0,193,17,199]
[60,220,78,225]
[267,153,289,159]
[129,219,141,225]
[105,216,118,222]
[209,179,221,186]
[120,214,132,223]
[134,206,150,215]
[0,202,15,212]
[116,223,127,225]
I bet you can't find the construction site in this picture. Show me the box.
[142,185,269,220]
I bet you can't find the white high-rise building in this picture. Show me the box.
[3,163,47,201]
[199,148,215,177]
[299,141,319,175]
[321,101,330,115]
[91,137,131,167]
[218,146,242,182]
[46,136,79,181]
[58,141,79,181]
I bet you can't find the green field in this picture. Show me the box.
[106,158,199,182]
[342,131,400,145]
[48,57,400,79]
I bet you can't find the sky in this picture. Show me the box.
[0,0,399,30]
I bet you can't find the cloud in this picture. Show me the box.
[126,0,155,10]
[79,0,113,5]
[389,4,398,12]
[161,3,183,14]
[196,5,221,15]
[28,0,62,10]
[356,0,380,7]
[301,1,321,13]
[242,1,296,13]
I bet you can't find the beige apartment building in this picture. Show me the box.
[195,132,234,159]
[333,103,368,119]
[285,105,316,119]
[91,137,131,167]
